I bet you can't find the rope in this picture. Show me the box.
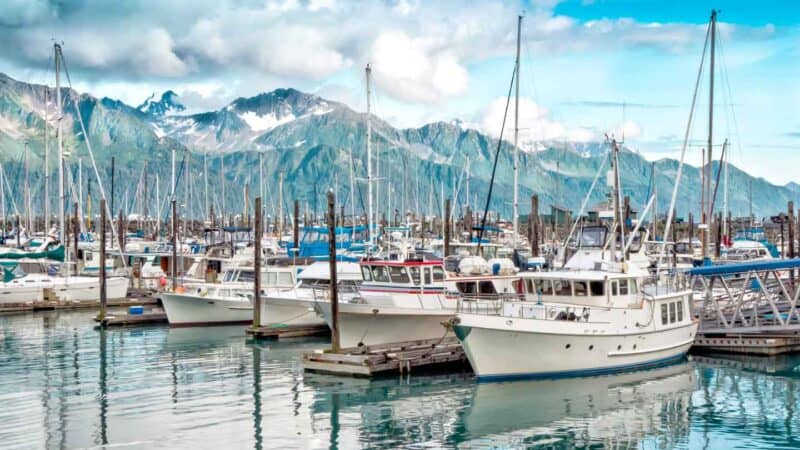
[477,63,517,250]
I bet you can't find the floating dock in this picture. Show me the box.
[302,337,467,377]
[246,323,330,340]
[0,296,159,314]
[96,308,169,327]
[692,333,800,355]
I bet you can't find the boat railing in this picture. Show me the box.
[458,296,611,323]
[457,293,522,315]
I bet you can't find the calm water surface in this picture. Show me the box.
[1,309,800,449]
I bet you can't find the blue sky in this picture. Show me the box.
[0,0,797,183]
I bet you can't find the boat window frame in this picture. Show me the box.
[371,265,391,283]
[408,267,421,285]
[388,266,411,284]
[669,301,677,323]
[432,266,446,282]
[573,281,588,296]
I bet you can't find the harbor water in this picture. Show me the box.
[2,309,799,449]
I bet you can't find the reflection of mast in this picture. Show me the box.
[98,328,108,446]
[252,346,263,450]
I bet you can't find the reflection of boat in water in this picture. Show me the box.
[456,362,695,447]
[163,325,248,350]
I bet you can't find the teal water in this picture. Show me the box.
[1,309,799,449]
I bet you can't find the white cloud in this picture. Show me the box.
[370,32,469,103]
[480,96,597,145]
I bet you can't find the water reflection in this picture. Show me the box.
[2,310,800,449]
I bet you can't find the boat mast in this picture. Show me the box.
[703,9,717,261]
[205,151,210,223]
[349,147,355,241]
[220,154,225,223]
[722,138,728,238]
[55,43,65,243]
[611,138,625,263]
[365,63,374,252]
[512,14,522,247]
[24,141,31,233]
[278,171,283,238]
[43,87,49,233]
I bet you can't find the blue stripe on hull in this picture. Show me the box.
[475,353,689,383]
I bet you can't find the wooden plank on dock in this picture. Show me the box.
[302,337,468,377]
[693,333,800,355]
[246,323,330,339]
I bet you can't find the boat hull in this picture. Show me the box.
[316,302,454,348]
[261,295,326,327]
[455,315,698,380]
[161,292,253,326]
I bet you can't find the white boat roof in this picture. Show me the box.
[298,261,362,281]
[518,269,638,281]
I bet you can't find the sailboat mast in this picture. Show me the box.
[365,63,374,252]
[44,87,49,233]
[204,151,210,223]
[349,147,356,240]
[55,43,65,243]
[703,9,717,261]
[24,141,31,233]
[722,138,728,238]
[512,14,522,247]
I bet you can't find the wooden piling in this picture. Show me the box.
[98,199,107,321]
[327,190,340,353]
[293,199,300,248]
[253,197,262,328]
[531,195,539,256]
[444,198,451,257]
[73,203,79,276]
[171,200,177,290]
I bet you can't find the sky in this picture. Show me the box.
[0,0,798,183]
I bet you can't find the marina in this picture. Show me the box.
[0,2,799,448]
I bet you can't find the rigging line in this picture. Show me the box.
[477,63,517,250]
[716,32,745,164]
[60,48,127,265]
[658,18,712,270]
[0,164,20,216]
[709,140,727,216]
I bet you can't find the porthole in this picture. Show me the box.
[589,345,594,350]
[565,344,571,349]
[617,345,622,350]
[633,344,637,350]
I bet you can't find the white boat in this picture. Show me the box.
[315,258,520,348]
[452,269,698,380]
[260,261,361,327]
[0,260,129,305]
[160,263,302,326]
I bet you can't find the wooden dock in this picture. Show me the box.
[302,337,468,377]
[96,309,168,327]
[692,333,800,356]
[246,323,330,340]
[0,296,159,314]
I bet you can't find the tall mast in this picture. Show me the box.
[78,158,82,233]
[512,14,522,247]
[55,43,65,243]
[611,139,625,263]
[703,9,717,261]
[24,141,31,232]
[349,147,356,240]
[278,171,284,238]
[44,87,49,232]
[365,63,374,251]
[220,154,225,222]
[722,138,728,238]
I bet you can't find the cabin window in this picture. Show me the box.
[371,266,391,282]
[553,280,572,296]
[265,272,277,285]
[239,271,256,282]
[361,266,372,281]
[619,280,629,295]
[86,252,93,261]
[573,281,588,296]
[611,281,618,296]
[630,281,639,294]
[677,300,684,322]
[278,272,293,285]
[478,281,496,295]
[409,267,421,285]
[661,303,668,325]
[533,279,552,295]
[389,266,410,284]
[432,266,446,281]
[669,302,677,323]
[590,281,604,296]
[424,268,432,284]
[456,282,477,295]
[525,279,534,294]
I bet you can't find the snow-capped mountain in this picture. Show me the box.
[137,90,185,117]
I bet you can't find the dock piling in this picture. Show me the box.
[327,190,340,353]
